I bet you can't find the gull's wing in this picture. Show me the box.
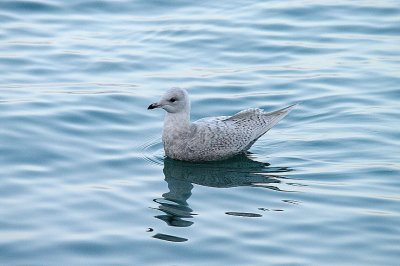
[224,104,297,139]
[187,104,296,160]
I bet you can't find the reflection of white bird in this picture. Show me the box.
[148,87,296,162]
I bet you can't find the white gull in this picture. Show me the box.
[148,87,296,162]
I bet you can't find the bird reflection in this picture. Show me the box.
[151,153,292,241]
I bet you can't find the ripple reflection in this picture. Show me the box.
[151,154,293,241]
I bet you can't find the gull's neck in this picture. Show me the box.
[163,110,191,134]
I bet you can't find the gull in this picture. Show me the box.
[148,87,296,162]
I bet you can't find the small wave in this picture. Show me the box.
[139,136,164,166]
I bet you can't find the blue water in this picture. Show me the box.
[1,0,400,265]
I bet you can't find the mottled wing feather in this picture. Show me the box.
[222,108,264,121]
[188,117,254,160]
[188,104,297,160]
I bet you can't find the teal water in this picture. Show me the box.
[1,0,400,265]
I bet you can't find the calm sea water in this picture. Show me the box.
[1,0,400,265]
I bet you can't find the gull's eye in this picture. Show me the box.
[169,97,176,103]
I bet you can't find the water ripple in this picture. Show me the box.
[1,0,400,265]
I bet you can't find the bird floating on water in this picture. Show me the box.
[148,87,296,162]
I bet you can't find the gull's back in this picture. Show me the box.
[181,104,296,161]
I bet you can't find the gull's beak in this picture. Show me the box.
[148,102,160,110]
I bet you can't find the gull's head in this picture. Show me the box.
[148,87,190,113]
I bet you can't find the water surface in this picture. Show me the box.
[1,0,400,265]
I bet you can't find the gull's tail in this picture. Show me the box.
[262,103,297,132]
[243,103,297,151]
[262,103,297,133]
